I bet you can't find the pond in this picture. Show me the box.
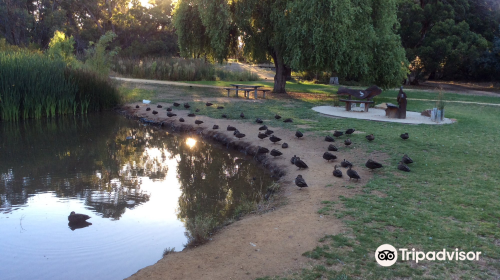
[0,113,274,280]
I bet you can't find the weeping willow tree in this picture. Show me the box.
[173,0,408,92]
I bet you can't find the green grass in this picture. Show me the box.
[120,82,500,279]
[185,80,500,105]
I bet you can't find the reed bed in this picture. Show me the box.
[0,50,120,121]
[113,57,259,81]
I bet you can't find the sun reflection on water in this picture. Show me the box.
[185,138,197,149]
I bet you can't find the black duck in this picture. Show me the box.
[222,114,227,118]
[217,106,224,109]
[166,107,172,112]
[333,130,343,137]
[184,103,190,109]
[146,107,151,111]
[255,118,263,124]
[295,175,308,189]
[345,128,355,135]
[283,118,293,123]
[291,155,298,165]
[173,102,180,107]
[398,161,410,172]
[157,104,163,108]
[365,159,383,170]
[398,161,411,172]
[295,158,308,170]
[257,146,269,154]
[282,143,288,148]
[295,131,303,139]
[240,112,245,118]
[188,113,195,117]
[270,149,282,157]
[179,118,185,122]
[68,211,91,223]
[235,132,246,139]
[328,144,338,151]
[265,129,274,135]
[366,134,375,141]
[400,133,409,140]
[344,138,352,146]
[333,165,342,178]
[275,114,282,120]
[227,125,237,131]
[194,120,203,125]
[340,159,353,168]
[213,125,219,129]
[233,129,240,135]
[206,102,213,106]
[323,152,337,162]
[269,135,281,144]
[135,105,140,108]
[402,154,413,164]
[325,135,335,142]
[347,166,361,181]
[259,125,268,131]
[167,112,177,117]
[258,133,269,140]
[152,110,158,115]
[195,109,200,112]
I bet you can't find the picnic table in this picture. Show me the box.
[336,86,382,112]
[225,84,268,99]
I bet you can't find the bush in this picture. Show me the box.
[184,215,216,247]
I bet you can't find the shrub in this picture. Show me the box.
[184,215,216,247]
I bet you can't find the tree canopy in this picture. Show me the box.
[174,0,409,92]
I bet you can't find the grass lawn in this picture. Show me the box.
[184,80,500,105]
[119,81,500,279]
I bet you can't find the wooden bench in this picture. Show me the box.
[242,88,271,99]
[224,88,242,97]
[339,99,374,112]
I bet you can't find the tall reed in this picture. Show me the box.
[113,57,259,81]
[0,50,120,121]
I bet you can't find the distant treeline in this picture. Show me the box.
[0,0,499,81]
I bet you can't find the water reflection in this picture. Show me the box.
[68,221,92,231]
[0,113,274,280]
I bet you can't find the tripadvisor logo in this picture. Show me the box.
[375,244,482,267]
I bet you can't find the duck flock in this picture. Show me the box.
[137,102,415,190]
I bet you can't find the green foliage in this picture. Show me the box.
[417,20,488,79]
[47,31,78,67]
[173,0,211,59]
[0,50,119,121]
[113,57,258,81]
[282,0,408,89]
[85,31,120,76]
[397,0,497,80]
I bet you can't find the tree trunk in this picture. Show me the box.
[272,51,289,94]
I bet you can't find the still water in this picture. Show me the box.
[0,113,273,280]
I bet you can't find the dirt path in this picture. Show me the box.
[415,81,500,97]
[123,103,379,280]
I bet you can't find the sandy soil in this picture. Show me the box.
[123,101,382,280]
